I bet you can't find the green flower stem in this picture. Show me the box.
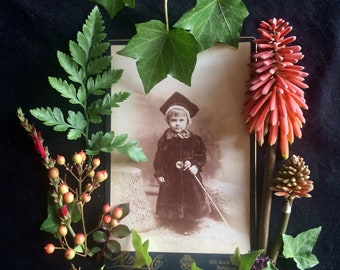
[78,202,89,255]
[269,198,293,262]
[258,143,277,252]
[164,0,169,32]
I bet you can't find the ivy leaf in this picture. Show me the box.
[282,227,322,270]
[174,0,249,49]
[131,229,152,268]
[230,248,264,270]
[30,107,70,132]
[92,0,135,19]
[118,20,201,93]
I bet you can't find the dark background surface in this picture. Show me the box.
[1,0,339,269]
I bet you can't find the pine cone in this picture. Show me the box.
[271,155,314,199]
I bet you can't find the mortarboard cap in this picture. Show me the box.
[160,91,199,117]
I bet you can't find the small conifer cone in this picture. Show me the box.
[271,155,314,199]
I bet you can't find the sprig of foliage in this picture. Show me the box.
[131,229,152,269]
[91,0,135,18]
[231,227,321,270]
[30,6,147,162]
[97,0,248,93]
[282,227,321,270]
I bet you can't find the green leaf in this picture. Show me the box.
[174,0,249,49]
[93,230,108,243]
[39,198,59,235]
[191,262,203,270]
[48,77,81,105]
[90,246,102,255]
[69,40,87,67]
[57,51,85,84]
[87,69,124,96]
[87,91,131,123]
[87,131,147,162]
[131,230,152,268]
[87,55,112,76]
[68,201,82,223]
[230,248,264,270]
[92,0,135,19]
[282,227,322,270]
[30,107,70,132]
[87,131,115,155]
[77,6,106,58]
[263,262,279,270]
[118,20,201,93]
[106,239,121,253]
[127,146,148,163]
[66,111,87,139]
[111,224,131,239]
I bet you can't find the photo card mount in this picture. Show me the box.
[105,38,256,270]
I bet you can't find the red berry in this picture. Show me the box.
[48,167,59,179]
[63,192,74,204]
[81,193,91,203]
[72,153,82,164]
[110,218,119,228]
[95,170,108,183]
[64,248,75,260]
[103,214,112,224]
[58,184,69,195]
[56,155,65,165]
[102,203,110,214]
[74,233,85,245]
[44,243,55,254]
[87,169,95,178]
[78,150,87,162]
[112,207,123,219]
[58,225,68,237]
[91,157,100,168]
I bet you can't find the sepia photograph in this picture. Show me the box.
[109,40,255,258]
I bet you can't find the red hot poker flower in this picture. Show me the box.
[243,18,309,159]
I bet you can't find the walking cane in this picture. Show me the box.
[176,161,229,226]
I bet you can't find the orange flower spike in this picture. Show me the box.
[243,18,309,158]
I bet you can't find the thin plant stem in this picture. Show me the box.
[258,143,277,252]
[269,198,293,262]
[164,0,169,31]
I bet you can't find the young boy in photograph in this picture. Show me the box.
[153,92,210,234]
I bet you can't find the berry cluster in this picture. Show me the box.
[43,151,129,261]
